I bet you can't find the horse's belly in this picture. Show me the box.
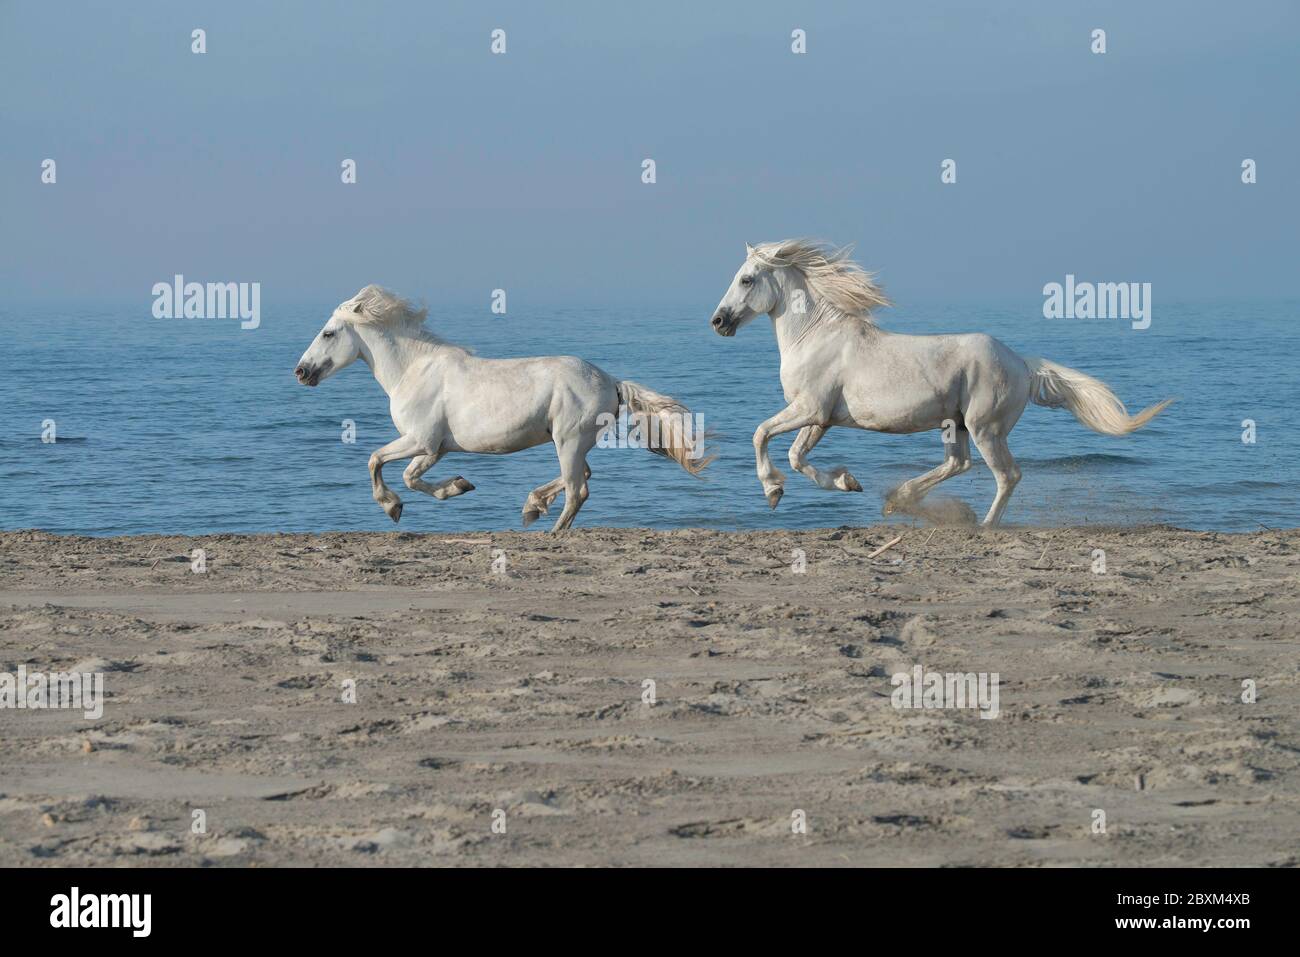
[442,408,553,454]
[839,393,951,434]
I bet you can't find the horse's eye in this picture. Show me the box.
[740,277,753,287]
[322,331,335,339]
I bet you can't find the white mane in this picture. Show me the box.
[339,285,469,351]
[750,239,891,322]
[341,285,429,327]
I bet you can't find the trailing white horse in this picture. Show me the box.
[295,286,710,531]
[710,240,1172,526]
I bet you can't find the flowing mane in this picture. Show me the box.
[339,284,468,351]
[341,284,429,327]
[750,239,891,323]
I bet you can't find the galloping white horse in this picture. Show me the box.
[295,286,710,531]
[711,240,1172,526]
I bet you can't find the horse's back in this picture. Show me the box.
[957,331,1025,369]
[490,353,620,425]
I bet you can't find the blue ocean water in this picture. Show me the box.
[1,301,1295,535]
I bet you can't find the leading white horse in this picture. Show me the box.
[711,240,1172,526]
[295,286,710,531]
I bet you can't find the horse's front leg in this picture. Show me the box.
[753,405,820,508]
[788,425,863,492]
[368,434,425,522]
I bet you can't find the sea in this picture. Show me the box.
[2,301,1295,535]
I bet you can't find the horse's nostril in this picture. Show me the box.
[295,366,306,377]
[711,315,724,328]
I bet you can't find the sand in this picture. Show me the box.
[1,525,1297,867]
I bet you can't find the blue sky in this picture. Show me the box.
[2,0,1296,308]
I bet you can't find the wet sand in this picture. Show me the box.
[1,525,1297,866]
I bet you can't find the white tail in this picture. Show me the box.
[1024,356,1173,435]
[617,380,714,476]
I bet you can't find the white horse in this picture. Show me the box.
[295,286,710,531]
[710,240,1172,526]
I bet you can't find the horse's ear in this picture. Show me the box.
[352,301,365,314]
[744,242,755,256]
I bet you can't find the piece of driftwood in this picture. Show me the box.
[867,534,904,559]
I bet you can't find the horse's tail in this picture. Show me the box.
[617,380,715,476]
[1023,356,1173,435]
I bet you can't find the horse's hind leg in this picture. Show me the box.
[550,435,595,532]
[789,426,862,492]
[883,429,972,517]
[403,453,475,501]
[522,466,589,528]
[969,429,1021,526]
[522,478,562,527]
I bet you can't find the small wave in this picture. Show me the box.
[0,436,89,445]
[880,452,1143,473]
[1016,452,1145,468]
[1172,479,1288,494]
[192,454,256,464]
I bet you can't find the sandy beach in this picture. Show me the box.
[1,525,1297,867]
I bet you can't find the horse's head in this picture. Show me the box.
[711,243,783,336]
[294,295,368,386]
[712,240,889,337]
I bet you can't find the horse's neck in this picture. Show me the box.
[355,325,444,395]
[769,275,811,353]
[770,285,856,354]
[770,286,884,368]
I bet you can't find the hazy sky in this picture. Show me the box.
[2,0,1296,308]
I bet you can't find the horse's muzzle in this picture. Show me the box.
[711,309,738,337]
[294,360,329,386]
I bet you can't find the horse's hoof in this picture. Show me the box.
[521,509,540,528]
[766,488,784,509]
[453,477,475,493]
[833,469,862,492]
[386,502,403,523]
